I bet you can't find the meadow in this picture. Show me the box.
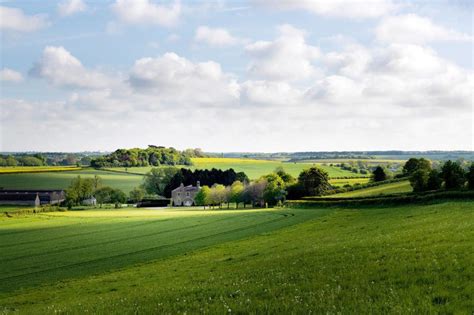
[0,169,142,193]
[0,166,82,174]
[327,180,412,198]
[0,201,472,313]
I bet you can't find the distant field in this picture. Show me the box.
[0,205,32,213]
[293,158,406,164]
[0,166,81,174]
[0,201,472,313]
[0,169,143,193]
[105,157,367,179]
[328,180,412,198]
[329,177,371,187]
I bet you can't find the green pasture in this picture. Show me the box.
[0,169,143,193]
[0,201,472,313]
[327,180,412,198]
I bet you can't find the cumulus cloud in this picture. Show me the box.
[30,46,114,89]
[194,26,241,47]
[111,0,181,27]
[254,0,397,19]
[129,52,240,106]
[240,80,302,107]
[245,24,321,81]
[376,14,473,44]
[0,6,49,32]
[308,43,473,111]
[0,68,23,82]
[58,0,87,17]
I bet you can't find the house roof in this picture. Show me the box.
[172,184,200,192]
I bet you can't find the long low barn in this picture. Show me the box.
[0,189,66,207]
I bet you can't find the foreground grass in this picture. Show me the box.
[0,201,472,313]
[328,180,412,198]
[0,207,327,294]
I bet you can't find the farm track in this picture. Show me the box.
[0,212,296,290]
[0,212,276,263]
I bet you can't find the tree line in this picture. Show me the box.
[90,146,204,168]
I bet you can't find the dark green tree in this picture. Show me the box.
[129,187,145,203]
[142,167,179,196]
[372,166,387,182]
[297,167,331,196]
[441,160,466,190]
[427,169,442,191]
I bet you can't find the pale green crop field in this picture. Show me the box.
[0,201,472,313]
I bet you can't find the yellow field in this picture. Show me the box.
[191,157,273,164]
[329,177,371,187]
[0,166,82,174]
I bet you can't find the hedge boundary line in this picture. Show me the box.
[286,190,474,208]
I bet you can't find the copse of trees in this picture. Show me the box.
[90,146,205,168]
[467,163,474,190]
[405,158,470,193]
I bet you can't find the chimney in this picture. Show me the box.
[197,181,200,188]
[180,183,184,188]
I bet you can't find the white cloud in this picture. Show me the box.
[194,26,240,47]
[30,46,115,89]
[58,0,87,17]
[376,14,473,44]
[245,24,321,81]
[129,52,240,106]
[240,80,302,106]
[0,68,23,82]
[255,0,397,19]
[0,6,49,32]
[111,0,181,27]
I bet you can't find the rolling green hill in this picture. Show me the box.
[0,169,143,193]
[0,201,473,313]
[327,180,412,198]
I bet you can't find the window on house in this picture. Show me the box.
[186,192,190,196]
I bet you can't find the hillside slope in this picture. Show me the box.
[0,201,472,314]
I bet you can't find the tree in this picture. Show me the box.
[142,167,179,196]
[5,156,18,166]
[427,169,442,191]
[441,160,466,190]
[274,166,295,185]
[95,186,114,207]
[229,181,244,208]
[372,166,387,182]
[243,179,267,207]
[410,169,430,192]
[262,173,286,206]
[298,167,331,196]
[210,184,227,208]
[93,175,102,190]
[467,163,474,190]
[195,185,210,209]
[129,187,145,203]
[65,176,95,206]
[110,189,127,208]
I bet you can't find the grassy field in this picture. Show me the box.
[329,177,371,187]
[0,169,142,193]
[0,201,472,313]
[105,157,366,179]
[0,166,82,174]
[327,180,412,198]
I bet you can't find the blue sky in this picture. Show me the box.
[0,0,473,152]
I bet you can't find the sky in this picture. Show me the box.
[0,0,473,153]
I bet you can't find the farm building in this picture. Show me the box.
[171,182,201,206]
[0,189,65,207]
